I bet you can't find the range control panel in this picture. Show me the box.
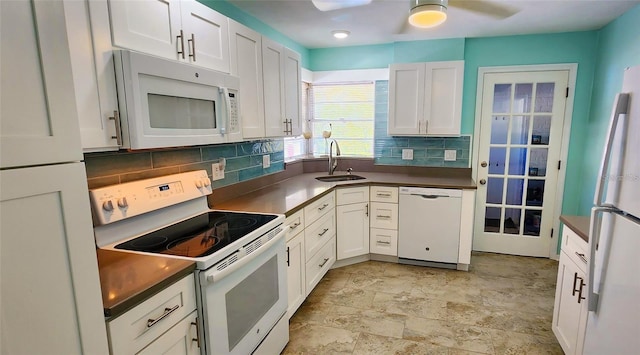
[89,170,212,226]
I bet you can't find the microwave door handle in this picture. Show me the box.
[593,93,629,206]
[219,87,231,136]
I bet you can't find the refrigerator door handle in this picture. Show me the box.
[588,206,623,312]
[593,93,630,206]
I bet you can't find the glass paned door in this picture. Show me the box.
[474,70,569,257]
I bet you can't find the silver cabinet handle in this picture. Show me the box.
[109,110,123,146]
[318,257,330,268]
[377,240,391,245]
[376,215,391,219]
[376,193,392,197]
[289,222,301,230]
[318,203,329,211]
[191,317,200,348]
[177,29,185,59]
[365,203,369,217]
[188,33,196,61]
[318,228,329,236]
[147,304,180,328]
[575,251,587,264]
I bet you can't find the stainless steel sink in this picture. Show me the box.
[315,174,366,182]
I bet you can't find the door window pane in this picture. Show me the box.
[486,178,504,204]
[514,84,533,113]
[490,116,509,144]
[504,208,521,235]
[489,147,506,174]
[524,210,542,236]
[508,147,527,175]
[492,84,512,113]
[529,148,548,177]
[510,116,530,145]
[506,178,524,205]
[532,116,551,145]
[526,180,545,206]
[535,83,555,113]
[484,207,501,233]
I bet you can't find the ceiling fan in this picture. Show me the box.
[312,0,518,30]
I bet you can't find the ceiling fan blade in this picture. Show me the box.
[449,0,518,19]
[311,0,372,12]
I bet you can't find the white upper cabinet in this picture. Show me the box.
[64,0,121,152]
[229,20,265,139]
[109,0,230,73]
[388,61,464,137]
[1,0,83,168]
[285,48,303,136]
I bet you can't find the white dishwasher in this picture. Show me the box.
[398,187,462,267]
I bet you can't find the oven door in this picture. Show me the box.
[198,230,288,355]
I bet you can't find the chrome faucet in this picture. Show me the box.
[328,139,341,175]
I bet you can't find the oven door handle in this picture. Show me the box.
[205,228,286,284]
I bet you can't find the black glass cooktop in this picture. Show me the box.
[115,211,278,258]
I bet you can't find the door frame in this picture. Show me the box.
[471,64,578,259]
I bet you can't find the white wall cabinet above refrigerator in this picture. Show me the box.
[388,61,464,137]
[109,0,230,73]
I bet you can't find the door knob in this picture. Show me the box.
[481,161,488,167]
[479,179,487,185]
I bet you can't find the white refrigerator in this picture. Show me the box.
[583,64,640,354]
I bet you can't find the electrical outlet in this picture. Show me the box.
[212,162,225,181]
[402,149,413,160]
[263,155,271,168]
[444,150,457,161]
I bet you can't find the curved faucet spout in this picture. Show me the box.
[328,139,341,175]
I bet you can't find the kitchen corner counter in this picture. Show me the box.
[97,249,196,319]
[214,171,476,216]
[560,215,590,242]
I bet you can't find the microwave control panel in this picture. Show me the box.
[228,90,239,133]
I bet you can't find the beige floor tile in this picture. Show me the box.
[348,273,416,294]
[283,323,359,354]
[352,332,448,355]
[307,285,377,309]
[324,305,407,338]
[372,291,448,320]
[403,316,495,354]
[489,329,564,355]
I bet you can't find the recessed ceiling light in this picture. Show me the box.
[332,30,350,39]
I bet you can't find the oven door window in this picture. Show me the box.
[226,255,279,350]
[148,94,216,129]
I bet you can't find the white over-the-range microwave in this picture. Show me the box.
[113,50,242,150]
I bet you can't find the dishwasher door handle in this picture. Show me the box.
[410,194,448,199]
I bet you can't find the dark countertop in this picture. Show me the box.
[560,215,590,242]
[214,171,477,216]
[97,249,196,319]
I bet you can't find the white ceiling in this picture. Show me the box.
[227,0,640,49]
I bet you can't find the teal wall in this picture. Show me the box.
[577,4,640,215]
[199,0,310,68]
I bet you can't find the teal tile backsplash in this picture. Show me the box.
[374,80,471,167]
[85,139,285,189]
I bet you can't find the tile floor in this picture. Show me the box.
[283,252,562,354]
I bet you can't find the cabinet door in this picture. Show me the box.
[388,63,425,136]
[109,0,181,60]
[1,0,83,168]
[262,37,286,137]
[552,251,588,355]
[138,311,200,355]
[284,47,302,136]
[64,0,121,152]
[229,20,265,138]
[424,61,463,136]
[336,202,370,260]
[0,163,109,354]
[180,0,230,73]
[286,232,306,319]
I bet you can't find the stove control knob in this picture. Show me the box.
[102,200,114,212]
[195,180,203,188]
[117,197,128,208]
[203,178,211,187]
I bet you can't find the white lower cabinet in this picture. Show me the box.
[107,275,198,355]
[369,186,399,257]
[336,187,370,260]
[552,226,589,355]
[305,237,337,295]
[285,210,306,319]
[370,228,398,256]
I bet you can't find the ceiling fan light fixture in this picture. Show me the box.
[409,0,448,28]
[332,30,350,39]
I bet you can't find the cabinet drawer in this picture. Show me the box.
[108,275,196,355]
[370,186,398,203]
[562,227,588,272]
[305,237,336,296]
[285,209,305,241]
[305,211,335,261]
[370,202,398,230]
[304,191,335,225]
[370,228,398,256]
[336,186,369,205]
[138,310,199,355]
